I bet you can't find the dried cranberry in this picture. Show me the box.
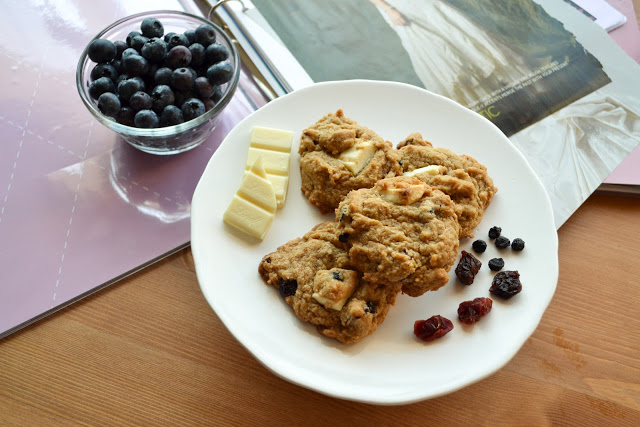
[458,297,493,324]
[278,278,298,298]
[490,270,522,299]
[414,315,453,342]
[488,257,504,271]
[495,235,510,249]
[472,239,487,253]
[511,238,525,251]
[488,226,502,239]
[455,250,482,285]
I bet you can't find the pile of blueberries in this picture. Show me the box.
[86,17,234,129]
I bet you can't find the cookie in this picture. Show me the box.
[299,109,402,213]
[336,176,460,297]
[398,133,497,238]
[258,221,402,344]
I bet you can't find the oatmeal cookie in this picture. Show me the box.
[258,221,402,344]
[299,109,402,213]
[398,133,497,238]
[336,176,460,297]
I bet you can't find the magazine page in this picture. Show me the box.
[218,0,640,227]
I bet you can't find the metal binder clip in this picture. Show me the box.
[208,0,248,21]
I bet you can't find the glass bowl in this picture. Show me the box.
[76,10,240,155]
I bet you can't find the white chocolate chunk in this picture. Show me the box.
[312,269,359,311]
[379,182,425,205]
[338,139,377,174]
[403,165,442,177]
[266,173,289,208]
[223,195,274,240]
[246,147,291,176]
[238,157,277,213]
[250,126,293,152]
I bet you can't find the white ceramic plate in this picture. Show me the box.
[191,80,558,405]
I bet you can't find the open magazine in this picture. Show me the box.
[214,0,640,227]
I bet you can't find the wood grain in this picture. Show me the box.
[1,191,639,425]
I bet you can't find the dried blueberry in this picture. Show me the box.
[87,39,117,63]
[332,271,343,281]
[490,270,522,299]
[181,98,205,121]
[205,43,229,64]
[88,76,115,100]
[488,257,504,272]
[97,92,121,117]
[455,250,482,286]
[338,233,349,243]
[495,236,510,249]
[365,302,377,314]
[511,238,525,251]
[141,17,164,38]
[472,239,487,253]
[195,24,217,46]
[159,105,184,126]
[278,278,298,298]
[488,226,502,239]
[133,109,159,128]
[207,61,234,85]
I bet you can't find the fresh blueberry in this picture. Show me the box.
[206,62,234,85]
[118,77,145,101]
[188,43,205,67]
[114,40,128,59]
[184,29,196,45]
[87,39,117,63]
[174,90,197,108]
[195,24,216,46]
[166,33,190,50]
[171,67,195,91]
[211,85,223,103]
[194,76,215,98]
[202,98,215,112]
[116,73,130,85]
[129,91,153,111]
[110,59,123,74]
[90,63,118,82]
[134,109,159,128]
[165,46,192,69]
[140,17,164,38]
[126,31,142,47]
[163,32,176,43]
[154,67,173,86]
[205,43,229,64]
[150,84,175,113]
[141,38,167,63]
[159,105,184,126]
[130,35,149,53]
[116,106,135,126]
[121,48,139,60]
[123,54,149,77]
[97,92,121,117]
[88,76,115,100]
[181,98,205,121]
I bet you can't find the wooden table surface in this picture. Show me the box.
[3,3,640,425]
[1,191,639,425]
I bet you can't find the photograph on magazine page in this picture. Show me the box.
[252,0,611,136]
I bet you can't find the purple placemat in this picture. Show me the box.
[0,0,268,337]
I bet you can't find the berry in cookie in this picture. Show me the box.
[398,133,497,238]
[298,109,402,213]
[258,221,402,344]
[335,176,460,297]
